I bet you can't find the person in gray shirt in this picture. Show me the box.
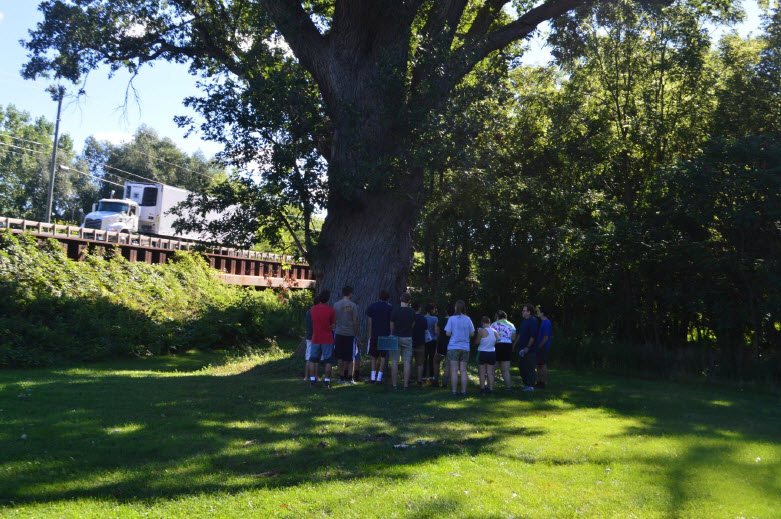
[333,286,361,384]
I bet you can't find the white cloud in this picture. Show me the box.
[0,12,5,24]
[93,131,132,145]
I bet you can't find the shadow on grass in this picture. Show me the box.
[0,354,779,512]
[550,370,781,517]
[0,355,541,507]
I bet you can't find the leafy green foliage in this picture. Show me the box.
[0,105,94,222]
[411,3,781,386]
[0,231,308,367]
[82,125,222,196]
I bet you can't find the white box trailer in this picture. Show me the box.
[81,182,218,242]
[124,182,214,241]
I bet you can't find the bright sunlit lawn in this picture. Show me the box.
[1,347,778,519]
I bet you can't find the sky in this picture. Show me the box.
[0,1,767,161]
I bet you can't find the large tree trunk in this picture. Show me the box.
[313,187,421,338]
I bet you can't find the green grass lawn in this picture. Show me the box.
[1,348,779,518]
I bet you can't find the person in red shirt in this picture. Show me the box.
[308,290,336,388]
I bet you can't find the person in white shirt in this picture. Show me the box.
[475,316,498,394]
[444,300,475,396]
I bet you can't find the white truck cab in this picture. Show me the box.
[82,198,140,233]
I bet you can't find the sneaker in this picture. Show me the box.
[338,379,345,385]
[451,391,458,396]
[460,392,467,397]
[505,387,513,392]
[309,381,316,388]
[522,386,534,392]
[416,381,423,387]
[324,381,331,389]
[348,379,356,385]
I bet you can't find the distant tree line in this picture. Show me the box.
[0,114,220,224]
[410,5,781,384]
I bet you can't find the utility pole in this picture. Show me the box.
[46,85,65,224]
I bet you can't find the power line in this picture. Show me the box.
[0,141,140,188]
[0,132,51,148]
[81,155,180,188]
[1,134,196,192]
[130,148,215,179]
[59,165,124,188]
[1,130,216,181]
[0,141,49,155]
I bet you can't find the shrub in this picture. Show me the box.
[0,231,309,367]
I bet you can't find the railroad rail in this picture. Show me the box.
[1,217,314,289]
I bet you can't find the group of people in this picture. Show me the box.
[304,287,552,395]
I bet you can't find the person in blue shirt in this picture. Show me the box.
[515,303,539,392]
[366,290,393,384]
[536,305,552,389]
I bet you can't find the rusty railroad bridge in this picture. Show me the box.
[1,217,315,289]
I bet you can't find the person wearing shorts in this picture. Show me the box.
[536,306,552,389]
[515,303,538,392]
[390,292,415,389]
[302,302,315,380]
[423,303,439,384]
[475,316,498,394]
[491,311,516,390]
[445,300,475,396]
[309,290,335,388]
[411,302,428,386]
[434,303,454,387]
[333,285,361,385]
[366,290,392,384]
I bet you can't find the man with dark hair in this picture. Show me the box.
[333,285,360,385]
[411,301,429,386]
[491,310,516,391]
[390,291,416,389]
[515,303,538,392]
[536,306,552,389]
[423,303,439,384]
[366,289,392,384]
[309,291,335,388]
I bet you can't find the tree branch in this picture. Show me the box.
[415,0,592,116]
[464,0,508,40]
[259,0,329,83]
[411,0,470,91]
[275,208,308,258]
